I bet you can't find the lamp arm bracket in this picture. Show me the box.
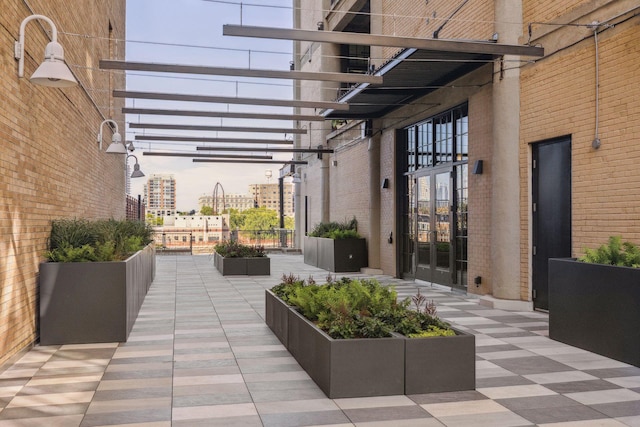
[15,14,58,77]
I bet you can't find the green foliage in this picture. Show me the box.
[242,207,279,231]
[46,219,154,262]
[200,205,214,215]
[214,240,266,258]
[579,236,640,268]
[407,326,456,338]
[271,276,455,339]
[308,217,360,239]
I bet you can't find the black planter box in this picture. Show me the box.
[39,245,156,345]
[265,290,289,345]
[403,327,476,394]
[549,258,640,367]
[303,236,368,272]
[214,252,270,276]
[264,290,476,398]
[287,307,404,398]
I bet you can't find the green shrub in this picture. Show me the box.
[271,276,455,339]
[579,236,640,268]
[214,240,266,258]
[308,217,361,239]
[46,219,154,262]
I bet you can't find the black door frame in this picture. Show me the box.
[531,136,572,310]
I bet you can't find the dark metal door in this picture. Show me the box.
[532,137,572,310]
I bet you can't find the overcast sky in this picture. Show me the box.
[125,0,294,210]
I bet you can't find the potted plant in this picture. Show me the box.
[304,218,367,272]
[265,275,475,398]
[213,240,270,275]
[39,219,155,345]
[549,236,640,367]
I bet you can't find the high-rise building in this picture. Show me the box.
[144,174,176,219]
[198,193,255,213]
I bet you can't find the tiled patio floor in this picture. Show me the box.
[1,254,639,426]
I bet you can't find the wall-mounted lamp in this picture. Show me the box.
[381,178,390,189]
[472,160,484,175]
[14,14,77,87]
[291,173,302,184]
[98,119,126,153]
[317,22,324,31]
[127,155,145,178]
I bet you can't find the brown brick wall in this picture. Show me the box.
[520,14,640,298]
[1,1,126,365]
[379,129,397,275]
[328,132,371,239]
[467,85,494,295]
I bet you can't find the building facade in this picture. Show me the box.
[198,193,256,213]
[144,173,176,219]
[294,0,640,310]
[249,183,294,217]
[1,1,126,364]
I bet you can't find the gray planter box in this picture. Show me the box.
[403,327,476,394]
[286,306,404,398]
[265,290,289,345]
[39,244,156,345]
[214,252,270,276]
[549,258,640,367]
[304,236,368,272]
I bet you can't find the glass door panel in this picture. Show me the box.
[433,172,452,284]
[416,176,431,281]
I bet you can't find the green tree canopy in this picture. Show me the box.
[200,205,213,216]
[242,207,278,231]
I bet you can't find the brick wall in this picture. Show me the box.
[520,10,640,297]
[0,1,126,365]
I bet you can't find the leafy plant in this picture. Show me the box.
[579,236,640,268]
[214,240,266,258]
[308,217,361,239]
[46,219,154,262]
[271,277,455,339]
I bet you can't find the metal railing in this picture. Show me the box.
[155,229,296,255]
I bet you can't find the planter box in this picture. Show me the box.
[549,258,640,367]
[39,244,156,345]
[265,290,289,345]
[403,327,476,394]
[214,252,270,276]
[304,236,368,272]
[287,307,404,398]
[264,290,475,398]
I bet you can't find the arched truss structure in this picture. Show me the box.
[212,182,225,214]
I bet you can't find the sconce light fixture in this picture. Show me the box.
[98,119,126,153]
[381,178,390,189]
[127,155,145,178]
[472,159,484,175]
[291,173,302,184]
[14,14,77,87]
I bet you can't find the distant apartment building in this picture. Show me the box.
[249,183,294,217]
[144,174,176,219]
[198,193,255,213]
[155,215,230,253]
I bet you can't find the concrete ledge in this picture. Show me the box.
[361,268,383,275]
[479,295,533,311]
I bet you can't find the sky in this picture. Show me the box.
[125,0,295,211]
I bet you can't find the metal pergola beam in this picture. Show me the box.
[194,159,308,165]
[135,135,293,145]
[100,59,383,84]
[113,90,349,110]
[142,152,273,159]
[129,123,307,134]
[122,107,326,122]
[223,25,545,57]
[196,147,333,153]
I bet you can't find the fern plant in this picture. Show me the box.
[579,236,640,268]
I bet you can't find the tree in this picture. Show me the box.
[242,207,278,231]
[226,208,245,230]
[201,205,213,216]
[284,216,295,230]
